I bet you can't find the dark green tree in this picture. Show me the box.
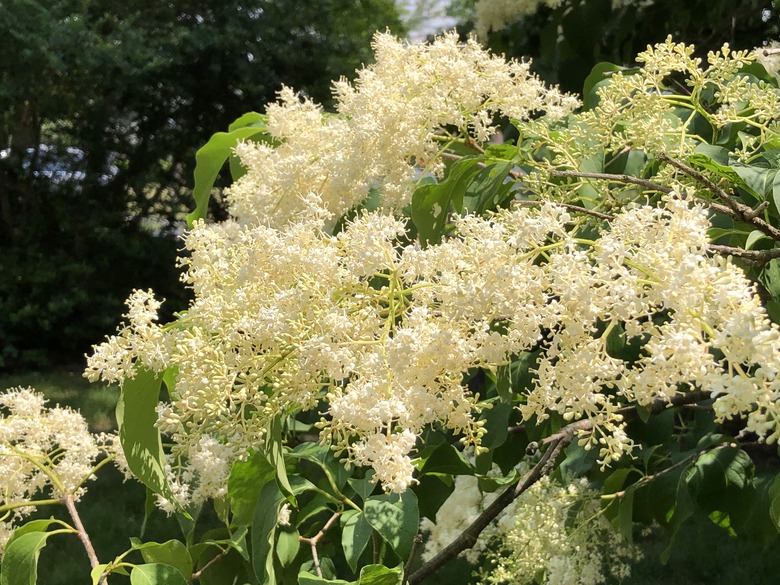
[450,0,780,93]
[0,0,404,369]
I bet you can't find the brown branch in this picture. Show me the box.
[410,390,716,583]
[606,448,703,499]
[548,170,673,194]
[299,512,341,578]
[402,534,423,585]
[708,244,780,266]
[63,494,107,585]
[407,433,571,585]
[190,547,230,582]
[512,199,615,221]
[511,391,713,439]
[658,153,780,241]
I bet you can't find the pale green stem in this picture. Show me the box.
[62,493,107,584]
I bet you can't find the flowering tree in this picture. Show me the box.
[3,32,780,585]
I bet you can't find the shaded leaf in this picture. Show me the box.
[0,531,56,585]
[341,510,373,572]
[116,367,178,506]
[358,564,403,585]
[129,563,189,585]
[364,491,419,559]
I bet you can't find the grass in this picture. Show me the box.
[0,368,119,432]
[1,369,779,583]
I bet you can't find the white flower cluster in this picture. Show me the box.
[225,31,578,227]
[87,193,780,493]
[84,288,170,385]
[562,37,780,161]
[86,34,780,497]
[0,388,107,554]
[422,467,639,585]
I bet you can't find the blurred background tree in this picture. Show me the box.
[447,0,779,93]
[0,0,404,370]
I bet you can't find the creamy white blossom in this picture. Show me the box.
[224,31,577,227]
[85,35,780,495]
[0,388,109,556]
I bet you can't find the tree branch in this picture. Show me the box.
[407,433,571,585]
[707,244,780,266]
[512,199,615,221]
[63,494,107,584]
[549,169,673,194]
[658,153,780,241]
[299,511,341,578]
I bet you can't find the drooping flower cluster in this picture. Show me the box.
[225,31,578,227]
[0,388,107,554]
[422,465,640,585]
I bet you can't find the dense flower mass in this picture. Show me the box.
[87,193,780,494]
[85,33,780,499]
[225,31,578,227]
[524,36,780,186]
[0,388,107,554]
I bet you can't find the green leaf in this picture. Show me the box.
[462,160,515,214]
[187,115,271,227]
[364,491,419,559]
[768,473,780,531]
[116,367,178,507]
[612,485,636,542]
[298,572,354,585]
[689,145,776,203]
[411,157,482,246]
[732,165,778,201]
[745,230,774,250]
[0,531,56,585]
[137,540,193,580]
[4,519,60,547]
[418,441,474,476]
[495,351,539,402]
[358,564,403,585]
[90,565,110,585]
[479,402,512,451]
[129,563,189,585]
[348,471,377,503]
[341,511,373,572]
[228,111,268,133]
[582,62,621,110]
[773,170,780,216]
[251,481,286,585]
[228,451,275,526]
[276,528,300,567]
[662,466,696,563]
[291,442,351,491]
[265,414,296,505]
[693,446,753,492]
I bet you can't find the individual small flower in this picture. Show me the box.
[277,503,292,527]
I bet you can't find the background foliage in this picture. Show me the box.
[0,0,404,370]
